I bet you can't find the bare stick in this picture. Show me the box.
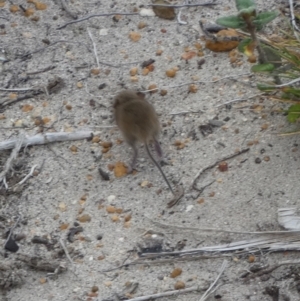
[140,73,251,93]
[215,93,264,108]
[0,87,36,92]
[17,164,38,185]
[147,218,300,235]
[148,2,218,8]
[59,238,74,265]
[57,12,139,30]
[87,27,100,69]
[26,65,56,75]
[191,148,249,190]
[289,0,300,35]
[274,76,300,88]
[177,8,187,25]
[111,285,205,301]
[170,110,204,115]
[0,136,24,189]
[59,0,78,19]
[245,259,300,279]
[200,260,227,301]
[0,131,93,151]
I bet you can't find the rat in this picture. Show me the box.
[113,90,175,195]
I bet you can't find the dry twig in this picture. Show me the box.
[87,27,100,69]
[0,131,93,151]
[148,2,218,8]
[200,260,227,301]
[57,12,139,30]
[0,136,24,189]
[17,164,38,185]
[191,148,250,190]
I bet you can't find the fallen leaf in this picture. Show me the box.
[152,0,175,20]
[130,67,138,76]
[24,8,35,17]
[114,161,127,177]
[34,2,47,10]
[22,104,34,112]
[148,84,158,93]
[170,268,182,278]
[77,214,91,222]
[181,51,197,60]
[111,215,120,222]
[91,68,100,75]
[174,281,185,290]
[70,145,78,153]
[166,69,176,78]
[188,84,197,93]
[129,31,141,42]
[10,5,19,13]
[59,223,69,230]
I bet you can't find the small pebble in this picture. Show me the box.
[255,158,261,164]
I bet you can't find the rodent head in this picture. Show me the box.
[113,90,145,109]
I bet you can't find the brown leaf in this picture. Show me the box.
[10,5,19,13]
[34,2,47,10]
[181,51,197,60]
[174,281,185,290]
[166,69,176,78]
[129,31,141,42]
[114,161,128,177]
[22,104,34,112]
[77,214,91,223]
[170,268,182,278]
[152,0,175,20]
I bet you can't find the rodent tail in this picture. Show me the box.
[145,144,174,195]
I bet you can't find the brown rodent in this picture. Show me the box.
[113,90,174,194]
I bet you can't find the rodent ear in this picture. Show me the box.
[136,91,146,100]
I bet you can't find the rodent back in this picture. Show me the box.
[114,91,160,144]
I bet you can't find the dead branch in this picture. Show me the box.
[200,260,227,301]
[17,164,38,185]
[107,285,205,301]
[244,259,300,279]
[148,2,218,8]
[0,131,93,151]
[57,12,139,30]
[87,27,100,69]
[191,148,249,190]
[147,218,300,235]
[0,136,24,189]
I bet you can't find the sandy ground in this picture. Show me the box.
[1,0,300,300]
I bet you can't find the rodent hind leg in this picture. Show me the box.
[127,144,138,173]
[154,138,163,160]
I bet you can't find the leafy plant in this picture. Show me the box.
[216,0,279,68]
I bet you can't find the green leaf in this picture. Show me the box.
[251,63,275,72]
[238,6,256,18]
[287,104,300,123]
[253,11,279,29]
[282,87,300,98]
[216,16,245,28]
[238,38,252,53]
[257,83,276,91]
[235,0,255,11]
[261,44,282,67]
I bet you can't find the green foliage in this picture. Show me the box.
[251,63,275,72]
[287,104,300,123]
[235,0,255,11]
[257,84,276,92]
[253,11,279,30]
[216,16,245,28]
